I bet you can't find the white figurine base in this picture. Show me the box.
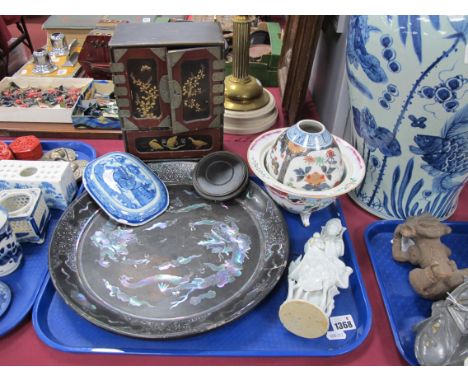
[279,218,353,339]
[223,89,278,135]
[279,299,329,339]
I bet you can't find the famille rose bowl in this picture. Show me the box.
[265,120,346,191]
[248,128,366,226]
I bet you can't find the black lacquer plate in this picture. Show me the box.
[49,161,289,339]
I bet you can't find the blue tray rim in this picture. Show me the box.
[0,271,49,337]
[3,139,97,159]
[335,198,373,355]
[34,275,372,357]
[0,139,96,337]
[364,220,413,365]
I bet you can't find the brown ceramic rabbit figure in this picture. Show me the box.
[392,214,468,300]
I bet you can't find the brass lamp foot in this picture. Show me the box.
[224,75,270,112]
[224,88,278,135]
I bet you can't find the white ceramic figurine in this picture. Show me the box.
[279,218,353,338]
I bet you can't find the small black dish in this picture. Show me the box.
[193,151,249,201]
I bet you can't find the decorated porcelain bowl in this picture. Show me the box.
[248,128,366,226]
[265,120,346,191]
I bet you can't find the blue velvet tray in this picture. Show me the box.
[365,220,468,366]
[0,140,96,336]
[32,191,372,357]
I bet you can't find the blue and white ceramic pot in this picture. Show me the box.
[346,15,468,220]
[0,207,23,276]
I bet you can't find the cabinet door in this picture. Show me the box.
[111,47,171,130]
[166,47,224,134]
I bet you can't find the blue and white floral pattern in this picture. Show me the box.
[0,209,23,276]
[418,75,467,113]
[410,105,468,192]
[347,15,468,220]
[347,16,388,99]
[352,107,401,156]
[408,115,427,129]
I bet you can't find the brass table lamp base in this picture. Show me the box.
[224,88,278,135]
[223,15,277,134]
[224,75,270,112]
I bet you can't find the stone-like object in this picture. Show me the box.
[42,147,77,162]
[41,148,87,181]
[414,280,468,366]
[392,214,468,300]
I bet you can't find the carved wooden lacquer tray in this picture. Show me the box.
[49,162,289,338]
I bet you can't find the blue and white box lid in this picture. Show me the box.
[83,152,169,226]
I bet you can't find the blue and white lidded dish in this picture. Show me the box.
[83,152,170,226]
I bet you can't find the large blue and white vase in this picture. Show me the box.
[346,15,468,220]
